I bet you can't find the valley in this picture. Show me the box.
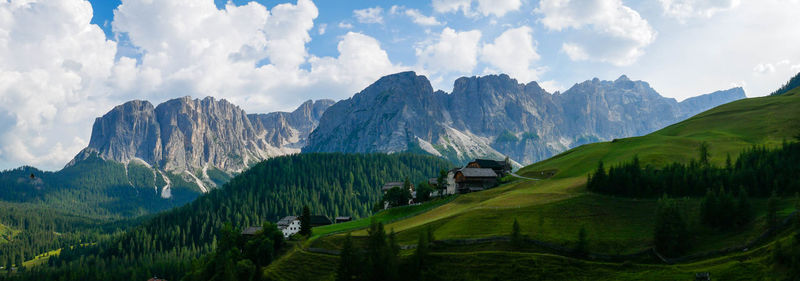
[0,73,796,281]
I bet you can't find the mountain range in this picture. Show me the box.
[68,97,334,193]
[0,71,743,217]
[303,71,745,165]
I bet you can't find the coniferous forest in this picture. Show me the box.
[1,153,450,281]
[587,141,800,198]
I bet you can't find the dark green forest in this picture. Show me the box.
[770,72,800,96]
[0,154,204,218]
[3,153,450,281]
[587,141,800,198]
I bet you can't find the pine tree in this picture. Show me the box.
[412,230,429,280]
[300,205,312,236]
[576,226,588,256]
[511,218,522,249]
[699,141,711,166]
[336,233,358,281]
[768,192,779,230]
[654,195,690,257]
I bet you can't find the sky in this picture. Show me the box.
[1,0,799,171]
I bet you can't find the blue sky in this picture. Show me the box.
[1,0,799,170]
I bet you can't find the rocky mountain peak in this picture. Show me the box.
[306,72,746,166]
[71,97,333,193]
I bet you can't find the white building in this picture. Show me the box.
[277,216,301,238]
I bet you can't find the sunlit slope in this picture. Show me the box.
[519,92,800,178]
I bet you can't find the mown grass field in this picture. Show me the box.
[268,91,800,280]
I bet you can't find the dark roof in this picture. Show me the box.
[277,216,298,227]
[458,168,498,178]
[309,215,332,225]
[241,226,262,235]
[470,159,507,169]
[382,181,412,191]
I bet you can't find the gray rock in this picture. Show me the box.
[304,72,745,166]
[69,97,333,191]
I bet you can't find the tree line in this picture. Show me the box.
[588,141,800,198]
[4,153,450,281]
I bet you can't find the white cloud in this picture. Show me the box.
[432,0,520,17]
[416,27,482,74]
[432,0,472,14]
[536,0,656,66]
[318,23,327,35]
[538,80,564,93]
[0,0,117,169]
[660,0,741,21]
[309,32,407,91]
[753,63,776,74]
[561,43,589,61]
[480,26,542,82]
[405,9,442,26]
[0,0,405,170]
[475,0,521,17]
[390,5,441,26]
[338,21,353,29]
[754,60,796,75]
[353,7,383,24]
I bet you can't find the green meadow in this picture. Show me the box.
[267,90,800,280]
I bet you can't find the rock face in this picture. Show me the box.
[304,71,745,166]
[69,97,333,192]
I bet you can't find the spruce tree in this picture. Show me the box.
[511,218,522,249]
[300,205,312,236]
[576,226,588,256]
[768,192,779,230]
[337,233,358,281]
[699,141,711,166]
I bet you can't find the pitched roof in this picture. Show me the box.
[277,216,298,227]
[458,168,498,178]
[241,226,262,235]
[382,181,405,191]
[470,159,507,169]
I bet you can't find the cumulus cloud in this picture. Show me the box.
[432,0,472,14]
[0,0,117,169]
[353,7,383,24]
[0,0,404,170]
[660,0,741,21]
[338,21,353,29]
[318,23,327,35]
[415,27,482,74]
[754,60,795,75]
[309,32,406,91]
[432,0,520,17]
[537,0,656,66]
[475,0,521,17]
[480,26,542,82]
[390,5,441,26]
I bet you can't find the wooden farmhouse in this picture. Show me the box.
[277,216,300,238]
[454,168,498,193]
[466,158,511,177]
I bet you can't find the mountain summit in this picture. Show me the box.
[69,97,333,192]
[304,72,745,165]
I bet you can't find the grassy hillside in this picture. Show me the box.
[7,153,452,281]
[267,92,800,280]
[518,92,800,178]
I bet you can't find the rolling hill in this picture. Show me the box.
[265,88,800,280]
